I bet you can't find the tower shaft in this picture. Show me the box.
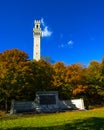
[33,20,42,60]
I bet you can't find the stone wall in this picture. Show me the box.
[59,98,85,110]
[10,100,34,114]
[71,98,85,110]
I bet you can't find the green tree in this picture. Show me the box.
[34,59,54,91]
[84,61,102,105]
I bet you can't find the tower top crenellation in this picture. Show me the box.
[34,20,41,31]
[34,20,40,24]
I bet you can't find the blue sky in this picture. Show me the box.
[0,0,104,65]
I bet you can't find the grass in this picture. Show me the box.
[0,107,104,130]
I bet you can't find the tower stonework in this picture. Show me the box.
[33,20,42,60]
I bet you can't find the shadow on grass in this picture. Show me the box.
[1,117,104,130]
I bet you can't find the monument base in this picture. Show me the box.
[10,91,85,114]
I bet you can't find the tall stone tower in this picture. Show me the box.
[33,20,42,60]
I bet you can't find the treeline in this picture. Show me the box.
[0,49,104,111]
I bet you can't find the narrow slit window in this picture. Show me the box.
[36,25,38,28]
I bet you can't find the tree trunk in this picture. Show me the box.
[5,98,8,112]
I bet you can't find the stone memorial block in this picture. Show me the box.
[34,91,59,112]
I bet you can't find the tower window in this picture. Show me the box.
[36,25,38,28]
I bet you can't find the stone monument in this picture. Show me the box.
[10,91,85,114]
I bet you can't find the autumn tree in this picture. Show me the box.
[0,48,104,110]
[98,58,104,101]
[52,62,70,99]
[33,59,54,91]
[0,49,55,110]
[41,56,54,64]
[0,49,32,110]
[65,64,87,99]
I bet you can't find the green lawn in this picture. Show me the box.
[0,108,104,130]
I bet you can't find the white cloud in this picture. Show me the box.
[58,40,74,48]
[58,43,66,48]
[42,26,52,37]
[67,40,73,45]
[40,18,52,37]
[40,18,45,27]
[59,44,64,48]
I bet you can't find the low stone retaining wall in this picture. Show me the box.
[10,100,34,114]
[10,98,85,114]
[71,98,85,110]
[59,98,85,110]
